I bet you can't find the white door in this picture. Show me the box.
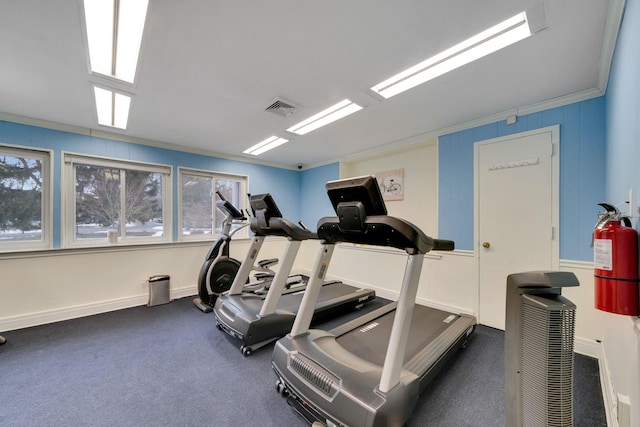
[475,126,559,330]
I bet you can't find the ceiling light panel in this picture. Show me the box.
[84,0,114,77]
[371,12,532,99]
[287,100,363,135]
[94,86,131,129]
[114,0,148,82]
[84,0,149,83]
[113,92,132,129]
[244,136,290,156]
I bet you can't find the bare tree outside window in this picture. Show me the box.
[75,165,121,236]
[0,154,43,242]
[125,170,163,237]
[179,170,246,240]
[182,175,213,235]
[74,164,163,239]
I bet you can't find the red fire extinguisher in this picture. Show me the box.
[593,202,639,315]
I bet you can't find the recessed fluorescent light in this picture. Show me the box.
[94,86,131,129]
[84,0,149,83]
[287,99,363,135]
[371,12,532,99]
[244,136,290,156]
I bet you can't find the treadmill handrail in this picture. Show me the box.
[228,235,266,295]
[259,240,302,316]
[251,215,317,241]
[317,215,453,255]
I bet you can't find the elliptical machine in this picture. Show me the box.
[193,192,278,313]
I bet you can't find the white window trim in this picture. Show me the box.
[62,152,172,248]
[0,144,53,252]
[178,167,249,242]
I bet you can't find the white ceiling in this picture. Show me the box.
[0,0,620,169]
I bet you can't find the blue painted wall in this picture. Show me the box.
[0,121,302,248]
[1,88,614,264]
[299,163,340,231]
[606,0,640,210]
[438,97,606,261]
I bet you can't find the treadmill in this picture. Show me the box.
[194,191,301,312]
[271,176,476,427]
[214,193,376,356]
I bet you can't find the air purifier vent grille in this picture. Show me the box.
[521,294,575,427]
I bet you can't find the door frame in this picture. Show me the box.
[473,125,560,319]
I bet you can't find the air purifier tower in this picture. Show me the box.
[505,271,579,427]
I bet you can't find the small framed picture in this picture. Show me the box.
[376,168,404,201]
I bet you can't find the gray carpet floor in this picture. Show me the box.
[0,296,606,426]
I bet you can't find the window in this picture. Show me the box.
[178,168,248,241]
[0,145,52,252]
[64,153,171,247]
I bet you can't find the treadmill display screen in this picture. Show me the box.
[250,193,283,229]
[326,175,387,216]
[249,193,282,218]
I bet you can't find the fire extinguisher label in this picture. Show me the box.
[594,239,613,270]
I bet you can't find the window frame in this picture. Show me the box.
[62,152,172,248]
[177,167,249,242]
[0,144,53,253]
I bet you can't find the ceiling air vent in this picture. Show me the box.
[264,97,298,117]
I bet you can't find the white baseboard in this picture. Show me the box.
[171,286,198,300]
[0,285,196,332]
[598,347,619,427]
[574,336,600,358]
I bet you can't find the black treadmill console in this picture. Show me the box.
[248,193,315,240]
[250,193,283,229]
[320,176,454,255]
[215,191,245,220]
[326,176,387,215]
[326,176,387,233]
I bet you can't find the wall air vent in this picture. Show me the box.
[264,97,298,117]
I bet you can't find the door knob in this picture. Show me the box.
[482,242,491,248]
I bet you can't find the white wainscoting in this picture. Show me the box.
[0,238,290,332]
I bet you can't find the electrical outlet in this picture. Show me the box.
[618,393,631,427]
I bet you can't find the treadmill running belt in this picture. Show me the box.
[276,282,369,314]
[336,305,458,367]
